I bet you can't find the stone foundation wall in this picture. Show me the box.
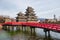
[0,26,2,30]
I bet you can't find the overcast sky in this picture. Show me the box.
[0,0,60,19]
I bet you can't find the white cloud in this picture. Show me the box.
[0,9,17,18]
[37,8,60,18]
[39,8,60,14]
[0,0,60,18]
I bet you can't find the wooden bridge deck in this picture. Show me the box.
[2,22,60,32]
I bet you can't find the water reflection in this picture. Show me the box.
[0,30,11,40]
[0,28,60,40]
[8,29,53,40]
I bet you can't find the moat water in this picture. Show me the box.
[0,28,60,40]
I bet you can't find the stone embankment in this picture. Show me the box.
[0,24,2,30]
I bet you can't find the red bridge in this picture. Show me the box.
[2,22,60,32]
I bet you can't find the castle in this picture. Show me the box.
[16,7,38,22]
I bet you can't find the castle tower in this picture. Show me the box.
[4,17,11,22]
[53,14,57,22]
[54,14,56,20]
[25,7,38,22]
[16,12,27,22]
